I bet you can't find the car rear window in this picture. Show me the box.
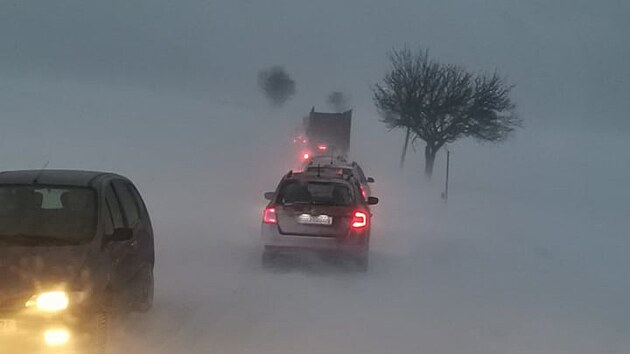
[278,181,354,206]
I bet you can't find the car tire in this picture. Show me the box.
[91,312,110,354]
[131,265,154,313]
[80,298,112,354]
[262,250,276,268]
[355,255,369,272]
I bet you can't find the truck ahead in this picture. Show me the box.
[300,108,352,159]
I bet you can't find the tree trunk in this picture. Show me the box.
[424,144,436,179]
[400,128,411,169]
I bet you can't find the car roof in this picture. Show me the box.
[304,165,352,173]
[284,172,360,189]
[0,169,127,187]
[306,157,354,168]
[286,171,352,183]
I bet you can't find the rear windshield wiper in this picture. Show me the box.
[283,201,312,206]
[310,201,332,205]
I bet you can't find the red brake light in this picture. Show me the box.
[263,207,277,224]
[303,152,310,160]
[351,211,368,229]
[360,185,367,201]
[318,145,327,151]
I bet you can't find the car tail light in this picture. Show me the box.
[263,207,277,224]
[303,152,310,160]
[318,145,327,151]
[351,211,368,229]
[360,185,367,201]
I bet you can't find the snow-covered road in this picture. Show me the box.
[2,78,629,354]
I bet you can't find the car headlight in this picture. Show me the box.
[26,291,70,312]
[44,328,71,346]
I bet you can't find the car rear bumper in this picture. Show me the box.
[261,224,369,254]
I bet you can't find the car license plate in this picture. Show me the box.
[297,214,333,226]
[0,319,17,333]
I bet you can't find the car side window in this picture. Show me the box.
[127,184,147,217]
[105,185,125,231]
[103,205,114,235]
[112,180,140,227]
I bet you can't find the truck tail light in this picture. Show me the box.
[351,211,368,229]
[263,207,277,224]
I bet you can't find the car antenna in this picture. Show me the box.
[32,160,50,184]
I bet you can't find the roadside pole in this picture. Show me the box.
[442,149,450,202]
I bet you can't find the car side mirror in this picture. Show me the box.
[367,177,375,183]
[109,228,133,242]
[264,192,275,201]
[367,196,379,205]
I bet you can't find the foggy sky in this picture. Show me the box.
[1,0,629,130]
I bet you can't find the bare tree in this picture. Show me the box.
[327,91,349,113]
[258,66,296,107]
[373,47,519,178]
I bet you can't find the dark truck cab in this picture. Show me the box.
[0,170,154,353]
[303,109,352,158]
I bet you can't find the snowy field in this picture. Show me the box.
[1,77,629,354]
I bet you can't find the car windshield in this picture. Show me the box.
[0,185,97,245]
[279,181,354,206]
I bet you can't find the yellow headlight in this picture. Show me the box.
[44,329,70,346]
[26,291,70,312]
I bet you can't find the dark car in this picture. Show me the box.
[261,171,378,271]
[0,170,155,353]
